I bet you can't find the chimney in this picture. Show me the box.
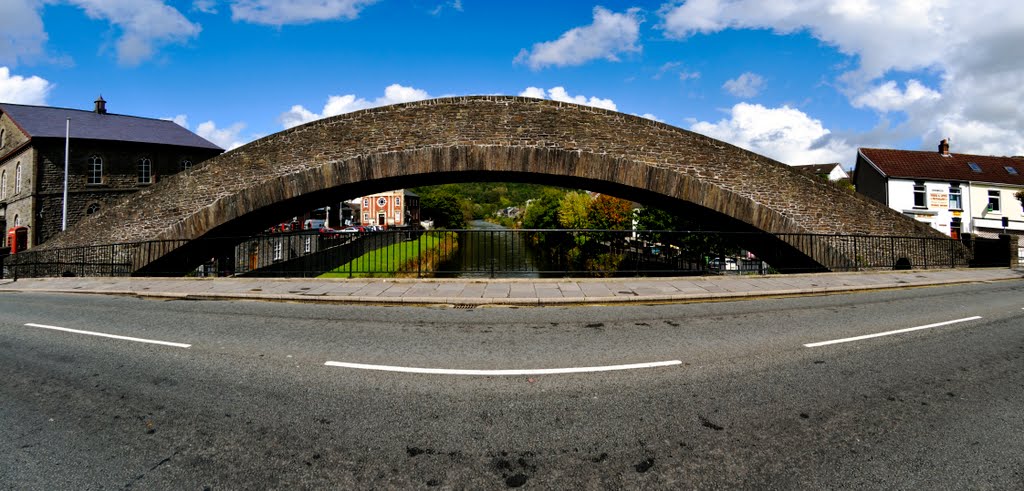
[938,138,950,156]
[94,95,107,114]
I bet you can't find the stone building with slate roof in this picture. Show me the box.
[0,98,222,249]
[855,139,1024,238]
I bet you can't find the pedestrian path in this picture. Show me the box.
[1,268,1021,306]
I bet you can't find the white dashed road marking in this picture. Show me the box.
[804,316,982,348]
[324,360,682,375]
[24,323,192,348]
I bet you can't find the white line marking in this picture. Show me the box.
[24,323,191,348]
[324,360,682,376]
[804,316,982,348]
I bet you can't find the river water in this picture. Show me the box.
[436,220,546,278]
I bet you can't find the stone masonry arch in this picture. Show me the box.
[42,96,945,273]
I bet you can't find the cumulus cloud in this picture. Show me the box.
[163,114,249,150]
[196,120,247,150]
[659,0,1024,156]
[852,79,941,112]
[192,0,218,14]
[639,113,664,123]
[230,0,379,25]
[691,102,853,166]
[279,83,430,129]
[0,66,54,104]
[515,7,642,69]
[518,86,617,111]
[0,0,47,66]
[69,0,201,66]
[722,72,765,98]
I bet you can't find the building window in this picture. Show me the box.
[968,162,982,173]
[273,240,283,261]
[1006,166,1019,175]
[363,198,369,208]
[395,196,401,207]
[13,214,19,226]
[948,185,962,210]
[951,217,962,240]
[363,212,369,222]
[86,203,100,215]
[1,170,5,199]
[15,162,22,194]
[180,159,193,172]
[87,155,103,185]
[988,190,1001,212]
[137,157,152,184]
[0,128,5,148]
[303,236,312,254]
[913,182,926,208]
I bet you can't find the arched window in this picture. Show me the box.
[13,214,19,226]
[15,162,21,194]
[1,170,6,200]
[180,159,193,172]
[87,155,103,185]
[137,157,152,184]
[0,128,6,148]
[86,203,100,215]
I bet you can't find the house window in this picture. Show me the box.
[180,160,193,172]
[951,217,962,240]
[1,170,5,199]
[395,196,401,207]
[948,185,962,210]
[303,236,312,254]
[273,240,283,261]
[913,182,926,208]
[87,155,103,184]
[137,157,152,184]
[988,190,1001,212]
[15,162,21,194]
[86,203,100,215]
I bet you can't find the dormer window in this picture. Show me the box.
[1006,166,1018,175]
[968,162,982,173]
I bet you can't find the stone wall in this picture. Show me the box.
[42,96,947,270]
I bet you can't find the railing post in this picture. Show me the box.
[417,232,422,278]
[922,239,928,269]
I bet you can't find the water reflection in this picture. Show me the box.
[436,220,545,278]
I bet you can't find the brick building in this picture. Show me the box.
[357,190,420,228]
[0,98,222,249]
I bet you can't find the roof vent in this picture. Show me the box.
[94,95,107,115]
[939,138,950,156]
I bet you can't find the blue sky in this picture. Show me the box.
[3,1,1023,168]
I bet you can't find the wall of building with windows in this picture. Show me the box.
[885,178,972,238]
[968,183,1024,237]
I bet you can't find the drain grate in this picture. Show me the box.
[453,304,477,310]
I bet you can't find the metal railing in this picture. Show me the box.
[2,229,983,279]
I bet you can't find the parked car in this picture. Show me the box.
[304,219,325,230]
[341,226,365,233]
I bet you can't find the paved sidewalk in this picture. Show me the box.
[1,268,1021,306]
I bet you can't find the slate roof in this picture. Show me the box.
[0,103,222,150]
[859,148,1024,186]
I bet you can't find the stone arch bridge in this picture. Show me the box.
[41,96,947,274]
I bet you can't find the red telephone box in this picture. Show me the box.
[7,226,28,253]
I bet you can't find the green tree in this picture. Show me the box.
[420,191,467,229]
[558,191,592,229]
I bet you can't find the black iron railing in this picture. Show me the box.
[1,229,983,279]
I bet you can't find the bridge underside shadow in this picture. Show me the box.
[136,170,830,276]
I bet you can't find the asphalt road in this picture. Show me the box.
[2,280,1023,489]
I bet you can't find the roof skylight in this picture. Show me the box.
[968,162,982,173]
[1006,166,1018,175]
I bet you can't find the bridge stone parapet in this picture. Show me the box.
[41,96,945,272]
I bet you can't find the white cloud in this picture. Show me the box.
[722,72,765,98]
[68,0,201,66]
[639,113,664,123]
[0,0,48,66]
[192,0,218,14]
[658,0,1024,156]
[230,0,379,25]
[515,7,642,69]
[679,70,701,81]
[196,120,247,150]
[0,66,53,104]
[852,79,941,112]
[164,114,189,128]
[518,86,617,111]
[279,83,431,129]
[691,102,853,166]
